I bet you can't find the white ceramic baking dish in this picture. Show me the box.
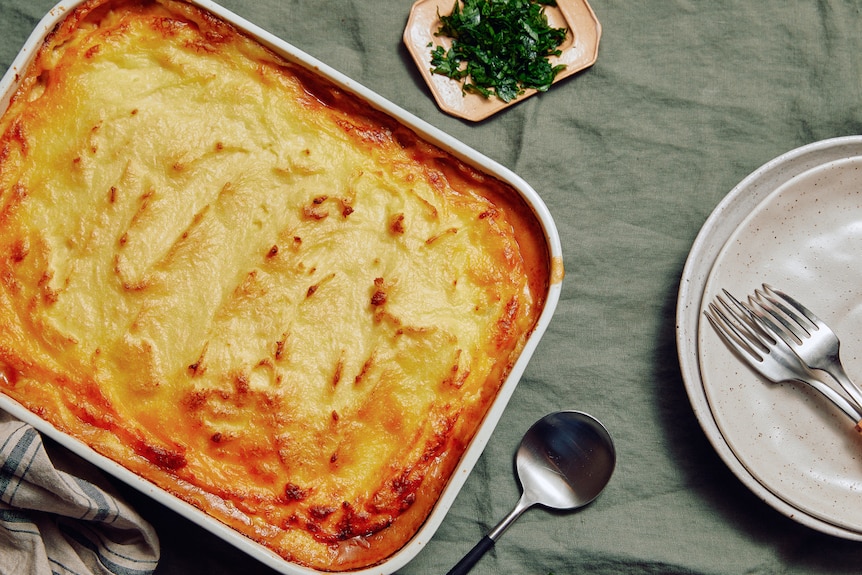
[0,1,563,573]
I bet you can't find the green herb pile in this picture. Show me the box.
[429,0,568,103]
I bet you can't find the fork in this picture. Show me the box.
[748,284,862,418]
[705,290,862,428]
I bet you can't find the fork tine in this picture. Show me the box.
[719,290,776,348]
[747,299,792,345]
[706,292,771,358]
[749,287,807,343]
[745,291,804,345]
[705,307,740,351]
[761,283,818,334]
[705,303,763,362]
[729,291,817,370]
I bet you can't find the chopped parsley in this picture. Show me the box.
[429,0,568,103]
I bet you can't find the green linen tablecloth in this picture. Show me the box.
[2,1,862,574]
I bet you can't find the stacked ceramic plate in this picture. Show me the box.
[677,136,862,539]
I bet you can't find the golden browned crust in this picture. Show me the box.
[0,0,549,570]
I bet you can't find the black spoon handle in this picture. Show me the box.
[445,535,495,575]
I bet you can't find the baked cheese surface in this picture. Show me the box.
[0,0,549,569]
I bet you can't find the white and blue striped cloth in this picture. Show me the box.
[0,411,159,575]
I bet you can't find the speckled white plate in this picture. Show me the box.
[678,136,862,540]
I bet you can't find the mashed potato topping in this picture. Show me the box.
[0,0,550,569]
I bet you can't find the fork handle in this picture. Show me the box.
[820,360,862,433]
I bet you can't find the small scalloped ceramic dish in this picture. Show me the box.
[403,0,601,121]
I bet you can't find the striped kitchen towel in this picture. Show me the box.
[0,410,159,575]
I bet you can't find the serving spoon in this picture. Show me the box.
[445,410,616,575]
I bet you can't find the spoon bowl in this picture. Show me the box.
[447,410,615,575]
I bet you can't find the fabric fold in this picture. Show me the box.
[0,411,159,575]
